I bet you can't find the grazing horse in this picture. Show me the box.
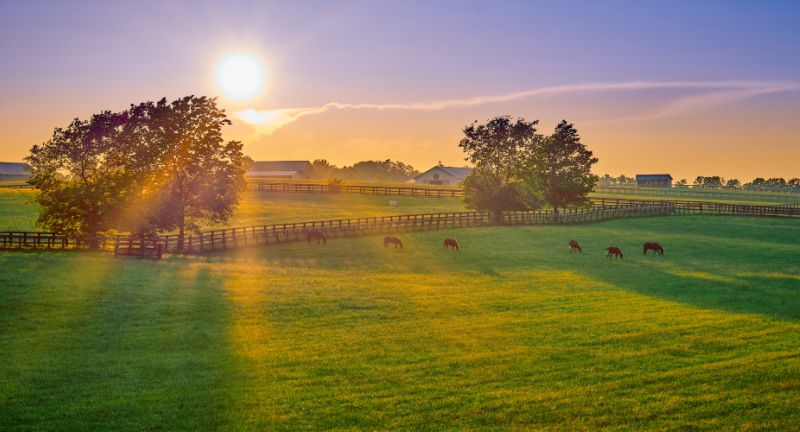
[307,230,327,245]
[643,242,664,255]
[443,238,460,252]
[384,236,403,249]
[606,246,623,260]
[568,240,582,254]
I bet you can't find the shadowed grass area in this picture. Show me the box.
[1,216,799,430]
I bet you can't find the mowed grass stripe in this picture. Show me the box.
[1,216,799,430]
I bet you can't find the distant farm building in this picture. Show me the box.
[636,174,673,188]
[0,162,32,180]
[246,161,312,179]
[414,166,472,186]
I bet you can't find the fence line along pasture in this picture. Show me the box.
[247,182,464,198]
[593,185,800,204]
[4,199,799,255]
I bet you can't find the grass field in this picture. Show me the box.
[0,189,468,232]
[0,189,38,231]
[2,215,799,430]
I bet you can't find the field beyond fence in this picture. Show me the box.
[2,198,799,255]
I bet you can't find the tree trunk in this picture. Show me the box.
[553,206,559,223]
[491,209,504,225]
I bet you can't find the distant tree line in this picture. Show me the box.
[458,116,598,222]
[598,174,800,192]
[26,96,249,250]
[308,159,420,183]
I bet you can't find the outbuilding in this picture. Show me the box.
[246,161,312,179]
[0,162,32,180]
[635,174,673,188]
[414,166,472,186]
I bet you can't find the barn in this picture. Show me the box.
[246,161,312,179]
[636,174,673,188]
[0,162,32,180]
[414,166,472,186]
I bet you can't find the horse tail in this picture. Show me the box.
[619,250,623,259]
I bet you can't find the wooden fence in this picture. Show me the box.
[593,185,800,204]
[247,182,464,198]
[2,199,798,254]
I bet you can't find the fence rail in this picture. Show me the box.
[247,182,464,198]
[2,199,798,255]
[593,185,800,204]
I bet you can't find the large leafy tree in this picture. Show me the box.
[26,111,137,247]
[27,96,249,251]
[458,116,542,221]
[526,120,598,218]
[144,96,249,251]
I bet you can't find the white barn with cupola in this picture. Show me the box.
[414,166,472,186]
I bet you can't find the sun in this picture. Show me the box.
[216,53,265,100]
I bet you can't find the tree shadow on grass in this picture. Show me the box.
[567,259,800,321]
[0,256,240,431]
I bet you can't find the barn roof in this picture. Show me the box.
[415,166,473,180]
[636,174,673,181]
[0,162,31,175]
[249,161,311,172]
[245,170,301,177]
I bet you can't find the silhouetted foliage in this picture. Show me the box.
[526,120,598,217]
[459,116,597,221]
[339,159,419,182]
[27,111,138,247]
[142,96,249,250]
[459,116,542,221]
[27,96,248,250]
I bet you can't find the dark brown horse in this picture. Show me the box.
[643,242,664,255]
[443,238,460,252]
[307,230,327,245]
[568,240,582,253]
[606,246,623,259]
[384,236,403,248]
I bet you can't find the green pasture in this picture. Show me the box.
[1,216,799,430]
[0,189,468,232]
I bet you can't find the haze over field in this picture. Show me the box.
[1,0,799,179]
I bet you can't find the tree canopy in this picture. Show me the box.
[458,116,542,219]
[26,96,248,250]
[458,116,597,220]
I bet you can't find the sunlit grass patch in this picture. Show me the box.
[1,216,800,430]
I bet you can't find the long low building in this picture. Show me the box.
[636,174,673,188]
[0,162,32,180]
[246,161,312,179]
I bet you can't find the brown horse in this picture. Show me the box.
[643,242,664,255]
[568,240,582,253]
[443,238,460,252]
[307,230,327,245]
[606,246,623,259]
[384,236,403,248]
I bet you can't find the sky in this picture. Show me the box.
[1,0,799,181]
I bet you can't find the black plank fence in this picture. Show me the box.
[247,182,464,198]
[3,199,799,255]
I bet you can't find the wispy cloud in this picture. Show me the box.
[237,80,800,134]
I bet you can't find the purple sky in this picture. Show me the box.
[1,0,799,180]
